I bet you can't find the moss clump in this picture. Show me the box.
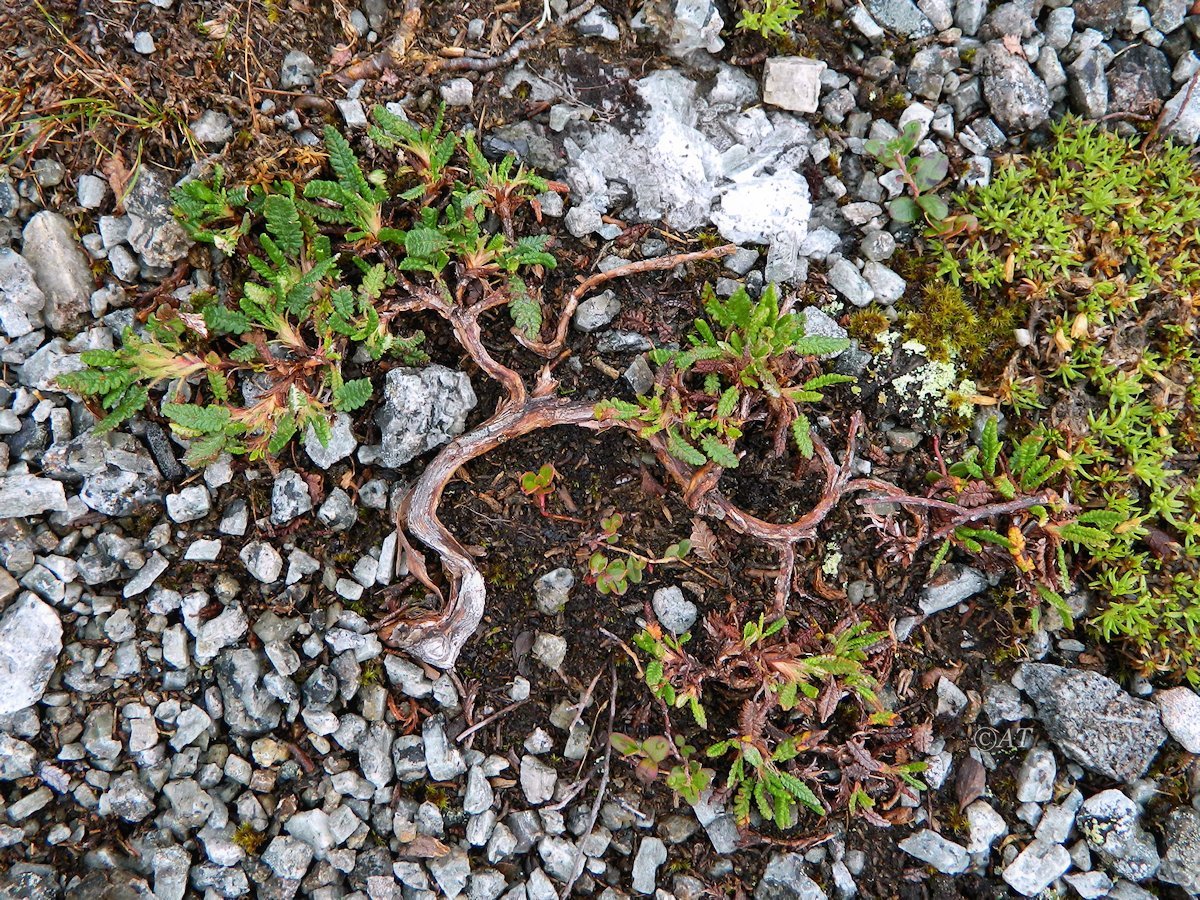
[233,822,266,854]
[927,117,1200,685]
[847,307,889,352]
[892,269,1024,377]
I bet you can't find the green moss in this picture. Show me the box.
[847,307,889,352]
[925,117,1200,685]
[897,279,1022,374]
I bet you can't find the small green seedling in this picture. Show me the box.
[865,120,971,231]
[610,734,714,804]
[519,464,557,515]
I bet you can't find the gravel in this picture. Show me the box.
[271,468,313,524]
[1002,839,1072,896]
[533,567,575,615]
[762,57,827,113]
[632,836,668,894]
[19,212,93,333]
[520,755,558,805]
[5,8,1200,898]
[1015,746,1056,803]
[0,594,63,714]
[304,413,357,469]
[240,541,283,583]
[0,474,68,518]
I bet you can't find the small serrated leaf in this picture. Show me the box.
[333,377,373,412]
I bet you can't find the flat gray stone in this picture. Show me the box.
[0,594,63,715]
[1018,663,1166,781]
[21,211,93,333]
[762,57,826,114]
[1002,840,1072,896]
[898,829,970,874]
[755,852,828,899]
[0,475,67,519]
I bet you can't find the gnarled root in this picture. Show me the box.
[646,411,865,612]
[379,394,607,668]
[376,245,854,667]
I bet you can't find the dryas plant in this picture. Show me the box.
[624,604,925,830]
[596,282,853,469]
[924,118,1200,683]
[57,105,869,677]
[59,112,553,467]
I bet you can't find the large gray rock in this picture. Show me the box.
[1078,789,1160,882]
[1068,49,1109,119]
[0,594,64,715]
[1159,807,1200,895]
[1107,46,1172,114]
[1162,75,1200,144]
[652,586,698,636]
[755,853,828,899]
[1147,0,1187,33]
[0,475,68,519]
[1018,663,1165,781]
[0,733,37,780]
[0,248,46,338]
[280,50,317,89]
[124,166,194,268]
[21,211,94,333]
[377,365,476,468]
[863,0,934,36]
[1155,686,1200,752]
[980,41,1051,132]
[19,337,85,393]
[635,0,724,57]
[632,836,668,895]
[270,469,312,525]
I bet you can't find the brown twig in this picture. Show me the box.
[516,244,738,359]
[558,663,618,900]
[336,0,424,83]
[456,697,528,744]
[846,477,1059,539]
[381,393,611,666]
[436,0,600,74]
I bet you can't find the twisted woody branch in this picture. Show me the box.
[379,247,874,668]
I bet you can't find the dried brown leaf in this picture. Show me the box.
[689,519,719,562]
[398,835,449,858]
[956,754,987,809]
